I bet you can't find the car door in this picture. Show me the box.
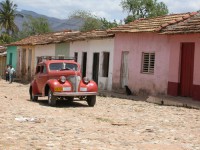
[34,65,42,93]
[37,64,48,93]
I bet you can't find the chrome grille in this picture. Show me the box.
[67,75,81,92]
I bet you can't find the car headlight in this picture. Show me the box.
[59,76,66,83]
[83,77,90,84]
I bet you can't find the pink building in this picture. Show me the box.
[109,12,200,101]
[161,13,200,101]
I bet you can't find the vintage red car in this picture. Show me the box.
[29,56,98,107]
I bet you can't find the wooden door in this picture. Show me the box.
[28,49,32,81]
[120,51,129,88]
[21,49,26,77]
[180,43,195,97]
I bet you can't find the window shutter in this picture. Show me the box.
[142,52,155,74]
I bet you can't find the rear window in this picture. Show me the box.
[49,63,78,71]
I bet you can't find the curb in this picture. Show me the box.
[98,91,200,110]
[146,96,200,110]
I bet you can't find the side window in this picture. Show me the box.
[41,65,47,74]
[36,66,41,74]
[37,57,42,64]
[43,65,47,73]
[141,52,155,74]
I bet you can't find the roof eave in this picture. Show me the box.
[160,31,200,35]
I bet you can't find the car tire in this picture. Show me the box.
[48,89,56,106]
[30,87,38,101]
[87,96,96,107]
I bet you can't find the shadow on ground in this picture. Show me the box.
[27,99,89,108]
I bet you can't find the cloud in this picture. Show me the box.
[13,0,126,21]
[158,0,200,13]
[3,0,199,21]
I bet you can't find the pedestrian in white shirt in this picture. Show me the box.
[9,65,15,83]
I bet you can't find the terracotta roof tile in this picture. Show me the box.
[8,30,114,46]
[108,12,197,33]
[160,12,200,34]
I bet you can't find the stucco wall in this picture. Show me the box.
[35,44,55,66]
[17,44,68,80]
[168,34,200,85]
[6,46,17,69]
[0,56,6,78]
[113,32,170,95]
[70,38,114,90]
[16,46,35,80]
[55,43,70,57]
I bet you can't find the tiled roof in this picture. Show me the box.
[108,12,198,33]
[161,12,200,34]
[0,51,6,56]
[0,46,6,53]
[8,30,114,46]
[62,30,114,42]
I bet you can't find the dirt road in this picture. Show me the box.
[0,80,200,150]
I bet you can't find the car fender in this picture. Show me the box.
[41,79,58,95]
[79,80,98,92]
[42,79,72,95]
[30,79,39,95]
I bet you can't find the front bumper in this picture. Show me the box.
[53,92,97,97]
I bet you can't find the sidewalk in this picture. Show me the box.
[98,90,200,110]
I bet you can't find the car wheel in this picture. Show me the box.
[48,89,56,106]
[87,95,96,107]
[30,88,38,101]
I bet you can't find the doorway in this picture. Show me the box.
[21,49,26,77]
[180,43,195,97]
[28,49,32,81]
[120,51,129,88]
[9,53,13,65]
[82,52,87,77]
[92,53,99,84]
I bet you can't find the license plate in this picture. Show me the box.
[80,87,87,92]
[63,87,71,91]
[54,87,62,92]
[55,87,71,92]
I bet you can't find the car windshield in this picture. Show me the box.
[49,63,78,71]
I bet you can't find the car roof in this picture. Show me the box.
[38,59,78,66]
[36,56,79,66]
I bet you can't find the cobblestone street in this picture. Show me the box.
[0,80,200,150]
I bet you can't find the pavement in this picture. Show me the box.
[98,90,200,110]
[1,80,200,149]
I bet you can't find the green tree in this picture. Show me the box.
[17,16,52,39]
[23,16,51,35]
[69,10,118,32]
[81,16,102,32]
[0,33,12,44]
[0,0,21,34]
[100,18,118,29]
[121,0,168,23]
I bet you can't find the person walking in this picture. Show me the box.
[9,65,15,83]
[5,65,10,82]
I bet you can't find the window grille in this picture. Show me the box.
[142,52,155,74]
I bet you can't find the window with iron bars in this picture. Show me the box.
[141,52,155,74]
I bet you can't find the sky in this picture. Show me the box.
[3,0,200,21]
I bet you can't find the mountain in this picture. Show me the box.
[14,10,84,31]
